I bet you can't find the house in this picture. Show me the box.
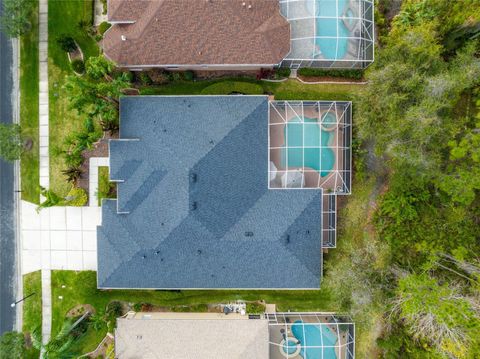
[114,311,355,359]
[96,95,352,289]
[102,0,374,70]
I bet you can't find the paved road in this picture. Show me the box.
[0,0,17,334]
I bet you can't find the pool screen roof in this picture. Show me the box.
[97,96,323,289]
[280,0,374,67]
[269,101,352,193]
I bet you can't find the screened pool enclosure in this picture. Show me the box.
[268,312,355,359]
[280,0,374,68]
[269,101,352,194]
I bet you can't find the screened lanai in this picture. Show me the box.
[267,312,355,359]
[269,101,352,193]
[279,0,374,68]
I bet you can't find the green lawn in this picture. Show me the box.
[48,0,99,196]
[22,271,42,359]
[141,79,360,102]
[20,0,40,203]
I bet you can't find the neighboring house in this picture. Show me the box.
[115,312,355,359]
[102,0,291,70]
[102,0,374,70]
[96,95,352,289]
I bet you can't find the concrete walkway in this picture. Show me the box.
[38,0,49,347]
[39,0,48,190]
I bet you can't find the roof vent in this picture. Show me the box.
[190,173,197,183]
[242,2,246,6]
[121,35,126,41]
[191,201,197,210]
[248,4,252,9]
[244,231,254,237]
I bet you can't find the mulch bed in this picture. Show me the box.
[66,304,96,318]
[77,131,118,195]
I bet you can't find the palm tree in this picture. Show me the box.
[31,313,90,358]
[31,321,75,359]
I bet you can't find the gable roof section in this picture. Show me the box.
[103,0,290,66]
[97,96,322,289]
[115,317,269,359]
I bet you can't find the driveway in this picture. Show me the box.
[21,201,101,274]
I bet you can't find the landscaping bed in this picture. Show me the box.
[48,0,99,197]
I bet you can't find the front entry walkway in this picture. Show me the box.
[21,201,101,274]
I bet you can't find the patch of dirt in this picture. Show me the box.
[66,304,96,318]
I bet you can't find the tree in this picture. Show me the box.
[0,0,33,37]
[31,321,75,359]
[392,272,480,358]
[56,35,77,53]
[0,331,25,359]
[0,123,22,161]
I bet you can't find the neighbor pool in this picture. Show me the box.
[306,0,352,60]
[291,320,338,359]
[281,117,335,177]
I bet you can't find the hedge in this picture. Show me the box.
[298,68,364,80]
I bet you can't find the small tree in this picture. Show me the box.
[56,35,77,53]
[0,123,22,161]
[0,331,25,359]
[0,0,33,37]
[85,55,114,80]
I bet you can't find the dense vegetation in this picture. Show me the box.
[357,0,480,357]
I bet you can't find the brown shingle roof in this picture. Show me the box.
[103,0,290,67]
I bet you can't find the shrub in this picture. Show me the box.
[65,187,88,206]
[57,35,77,52]
[183,70,194,81]
[200,81,263,95]
[71,59,85,74]
[98,21,111,36]
[170,72,182,81]
[148,69,170,84]
[139,72,153,85]
[106,301,123,319]
[275,67,291,79]
[132,303,142,312]
[246,302,265,314]
[297,68,364,80]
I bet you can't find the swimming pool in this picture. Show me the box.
[281,117,335,177]
[306,0,352,60]
[291,320,338,359]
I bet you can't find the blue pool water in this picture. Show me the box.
[282,117,335,177]
[291,320,338,359]
[306,0,352,60]
[283,340,299,355]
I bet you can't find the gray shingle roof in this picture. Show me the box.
[97,96,323,289]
